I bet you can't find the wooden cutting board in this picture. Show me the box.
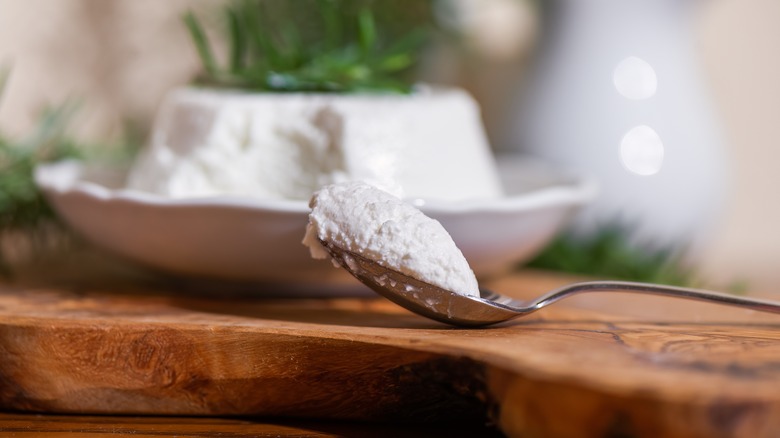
[1,271,779,438]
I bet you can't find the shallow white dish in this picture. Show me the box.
[35,156,596,292]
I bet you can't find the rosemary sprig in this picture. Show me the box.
[0,104,83,275]
[0,105,82,230]
[184,0,431,94]
[183,15,216,77]
[0,99,141,277]
[527,224,695,286]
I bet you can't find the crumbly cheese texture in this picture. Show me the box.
[126,87,503,202]
[302,181,480,297]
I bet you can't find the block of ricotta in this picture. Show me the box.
[302,181,480,297]
[126,86,503,202]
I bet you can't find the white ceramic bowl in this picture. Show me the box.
[35,156,596,292]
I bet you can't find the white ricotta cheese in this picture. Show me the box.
[302,181,480,297]
[126,86,503,202]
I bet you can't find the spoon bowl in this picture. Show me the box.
[319,239,780,327]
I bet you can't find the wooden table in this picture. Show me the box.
[1,270,779,437]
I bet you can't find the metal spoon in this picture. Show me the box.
[319,239,780,327]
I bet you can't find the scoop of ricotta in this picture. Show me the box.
[302,181,480,297]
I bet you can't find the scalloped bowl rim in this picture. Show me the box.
[35,159,598,215]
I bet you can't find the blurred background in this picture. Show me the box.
[0,0,779,292]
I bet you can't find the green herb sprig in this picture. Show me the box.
[0,103,83,275]
[184,0,431,93]
[527,224,695,286]
[0,67,140,276]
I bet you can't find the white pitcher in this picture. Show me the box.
[504,0,728,253]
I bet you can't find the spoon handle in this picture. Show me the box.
[533,281,780,314]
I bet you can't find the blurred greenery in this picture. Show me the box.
[0,105,80,276]
[184,0,435,93]
[527,224,695,286]
[0,105,82,230]
[0,94,140,277]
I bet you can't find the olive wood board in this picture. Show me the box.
[1,271,779,438]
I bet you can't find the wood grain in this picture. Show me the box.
[1,271,779,438]
[0,412,503,437]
